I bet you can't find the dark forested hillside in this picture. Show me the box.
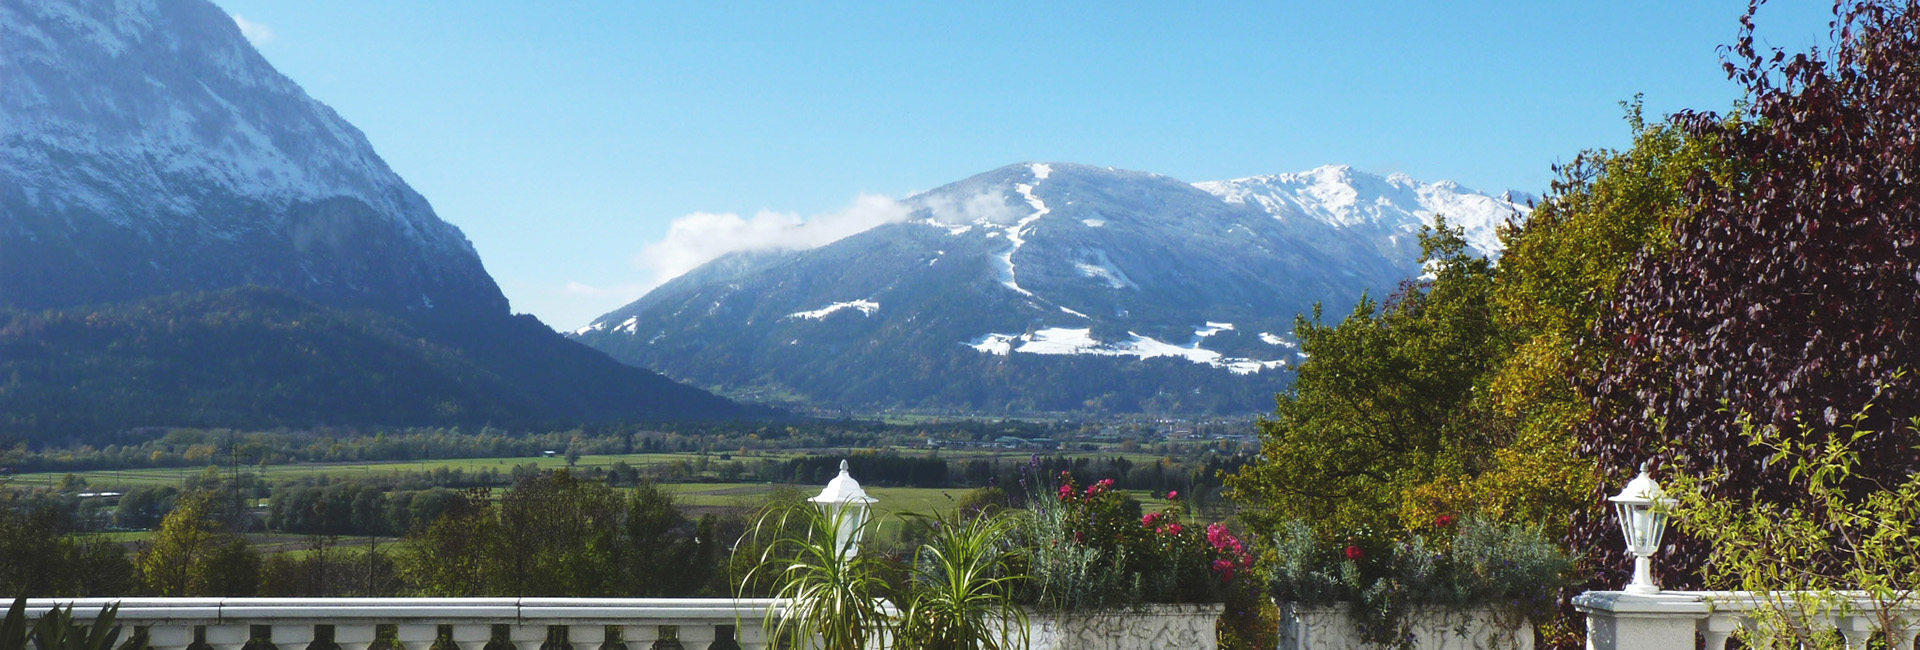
[0,287,745,440]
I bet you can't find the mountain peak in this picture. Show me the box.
[1194,166,1526,256]
[575,160,1511,415]
[1,0,753,427]
[1,0,505,317]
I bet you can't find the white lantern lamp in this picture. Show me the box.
[1609,461,1677,594]
[809,460,877,559]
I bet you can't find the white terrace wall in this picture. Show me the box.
[22,598,1225,650]
[1021,604,1223,650]
[18,598,781,650]
[1277,603,1534,650]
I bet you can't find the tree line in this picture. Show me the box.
[0,469,733,598]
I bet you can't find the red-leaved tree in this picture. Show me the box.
[1574,0,1920,591]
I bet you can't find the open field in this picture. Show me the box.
[7,452,785,489]
[8,448,1176,491]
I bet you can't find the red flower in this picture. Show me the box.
[1057,484,1073,500]
[1143,512,1164,527]
[1344,545,1364,561]
[1166,490,1179,500]
[1435,514,1456,528]
[1166,523,1183,535]
[1211,558,1235,582]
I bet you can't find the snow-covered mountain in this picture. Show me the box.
[0,0,748,427]
[573,162,1528,415]
[1196,164,1529,261]
[0,0,500,318]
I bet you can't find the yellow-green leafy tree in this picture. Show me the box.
[1400,105,1725,535]
[1226,221,1507,536]
[137,491,259,596]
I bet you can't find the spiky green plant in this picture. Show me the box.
[2,598,28,650]
[895,510,1027,650]
[739,501,892,650]
[0,600,122,650]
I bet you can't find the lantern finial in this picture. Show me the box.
[811,459,875,559]
[1609,460,1676,594]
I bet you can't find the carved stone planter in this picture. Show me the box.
[1277,602,1533,650]
[1017,604,1223,650]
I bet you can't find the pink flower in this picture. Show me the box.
[1097,478,1115,489]
[1211,558,1236,582]
[1344,545,1364,561]
[1166,523,1183,535]
[1057,484,1073,500]
[1143,512,1164,528]
[1166,490,1179,500]
[1207,523,1230,547]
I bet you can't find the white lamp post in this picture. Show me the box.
[809,460,876,559]
[1609,462,1676,594]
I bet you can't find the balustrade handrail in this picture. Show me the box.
[15,598,790,650]
[1575,589,1920,650]
[17,597,786,622]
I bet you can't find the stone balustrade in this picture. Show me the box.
[1575,590,1920,650]
[18,598,783,650]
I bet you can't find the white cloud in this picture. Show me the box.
[921,189,1017,225]
[232,15,274,46]
[635,193,909,290]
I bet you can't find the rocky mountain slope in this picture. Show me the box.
[0,0,747,435]
[573,162,1529,415]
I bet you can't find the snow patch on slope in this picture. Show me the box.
[789,300,879,319]
[1073,248,1137,290]
[991,164,1055,297]
[965,325,1288,375]
[1259,332,1297,347]
[1194,322,1234,338]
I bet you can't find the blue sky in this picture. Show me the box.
[207,1,1833,330]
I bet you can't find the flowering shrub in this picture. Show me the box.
[1269,516,1573,648]
[1015,472,1251,611]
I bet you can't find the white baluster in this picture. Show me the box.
[625,624,659,649]
[1896,622,1920,650]
[507,625,548,650]
[1834,614,1873,649]
[334,624,380,650]
[735,623,770,650]
[272,624,314,650]
[677,625,715,650]
[395,624,440,650]
[145,626,195,650]
[204,625,251,650]
[451,624,493,650]
[566,625,602,650]
[1699,614,1741,650]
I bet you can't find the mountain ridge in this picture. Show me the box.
[573,161,1528,415]
[0,0,754,433]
